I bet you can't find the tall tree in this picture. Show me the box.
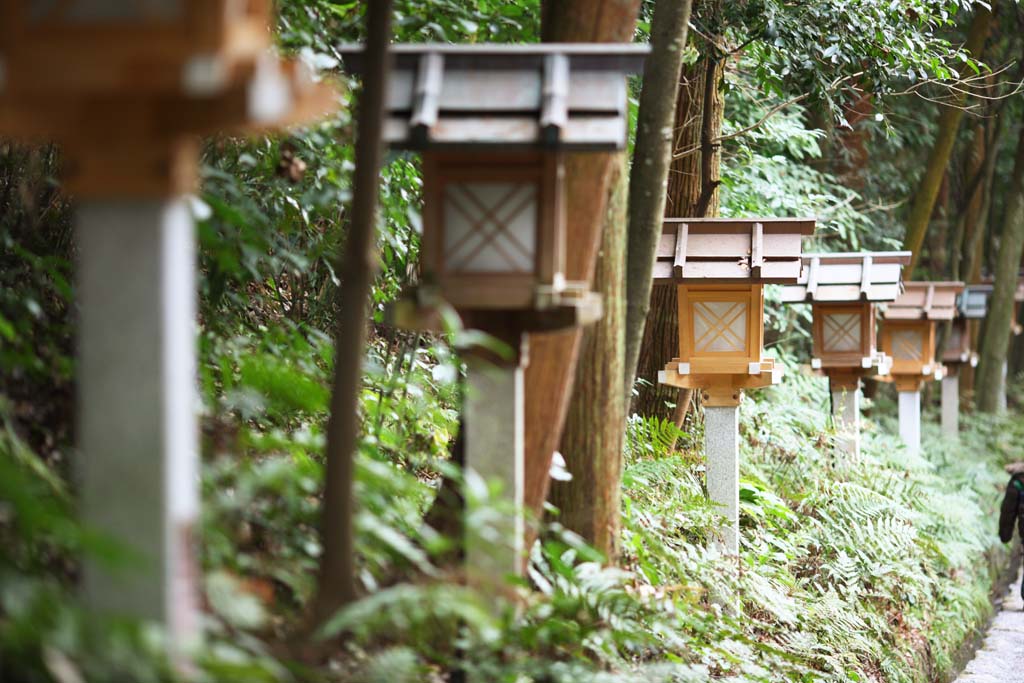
[623,0,695,400]
[901,6,993,273]
[522,0,642,526]
[550,157,628,558]
[976,124,1024,412]
[632,2,725,420]
[312,0,392,622]
[552,0,692,561]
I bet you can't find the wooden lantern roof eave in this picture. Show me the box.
[883,281,965,321]
[779,250,912,304]
[653,217,816,285]
[336,42,648,152]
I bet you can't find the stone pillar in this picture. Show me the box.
[77,200,199,645]
[941,372,960,438]
[463,340,527,589]
[830,376,861,459]
[999,360,1008,412]
[897,387,921,458]
[705,402,740,555]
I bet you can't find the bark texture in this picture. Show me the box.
[522,0,641,527]
[976,125,1024,413]
[622,0,694,400]
[550,157,628,560]
[313,0,392,621]
[901,7,992,274]
[632,50,724,419]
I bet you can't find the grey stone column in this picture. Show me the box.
[831,387,861,459]
[705,405,739,555]
[898,390,921,458]
[941,374,959,438]
[463,350,526,588]
[77,200,199,646]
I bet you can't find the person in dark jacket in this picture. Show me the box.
[998,468,1024,600]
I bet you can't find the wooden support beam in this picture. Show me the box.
[540,53,569,144]
[410,51,443,141]
[672,222,688,279]
[749,221,763,279]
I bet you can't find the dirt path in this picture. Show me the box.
[955,567,1024,682]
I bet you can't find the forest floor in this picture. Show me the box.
[955,565,1024,682]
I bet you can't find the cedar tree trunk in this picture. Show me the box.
[550,157,628,560]
[977,124,1024,413]
[632,43,724,419]
[901,7,992,274]
[521,0,642,528]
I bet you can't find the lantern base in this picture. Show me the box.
[657,358,782,407]
[385,285,602,333]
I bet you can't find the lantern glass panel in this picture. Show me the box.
[692,300,748,353]
[822,312,861,352]
[443,181,538,274]
[892,329,924,362]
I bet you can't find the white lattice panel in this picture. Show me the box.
[823,313,861,352]
[692,301,747,353]
[892,329,923,361]
[443,182,537,273]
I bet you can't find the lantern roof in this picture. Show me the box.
[336,43,647,151]
[883,282,964,321]
[959,284,993,319]
[780,251,911,304]
[653,218,815,284]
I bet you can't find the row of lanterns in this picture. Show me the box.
[2,14,1015,653]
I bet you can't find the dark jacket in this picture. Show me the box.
[999,473,1024,543]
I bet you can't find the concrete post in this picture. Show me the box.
[831,385,861,459]
[705,405,740,555]
[77,200,199,645]
[999,361,1008,412]
[463,345,526,588]
[941,374,959,438]
[897,389,921,458]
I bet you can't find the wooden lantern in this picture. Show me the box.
[0,1,271,94]
[942,318,976,367]
[0,0,333,197]
[654,218,815,404]
[879,282,963,391]
[338,44,646,314]
[781,252,911,388]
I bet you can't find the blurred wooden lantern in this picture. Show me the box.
[943,318,976,367]
[338,44,646,314]
[654,218,815,405]
[0,1,271,93]
[781,252,911,388]
[879,282,964,391]
[0,0,333,196]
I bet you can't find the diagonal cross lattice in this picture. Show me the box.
[893,329,923,361]
[444,182,537,272]
[693,301,747,352]
[823,313,861,352]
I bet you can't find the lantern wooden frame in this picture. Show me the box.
[942,317,975,367]
[338,43,646,322]
[420,151,565,310]
[0,1,271,94]
[0,1,334,197]
[655,218,815,405]
[780,251,911,386]
[879,281,964,391]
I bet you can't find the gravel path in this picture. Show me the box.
[955,567,1024,682]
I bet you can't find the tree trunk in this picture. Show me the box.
[554,0,692,559]
[550,157,628,560]
[632,46,724,419]
[521,0,642,531]
[976,124,1024,413]
[901,6,992,274]
[311,0,392,623]
[622,0,694,400]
